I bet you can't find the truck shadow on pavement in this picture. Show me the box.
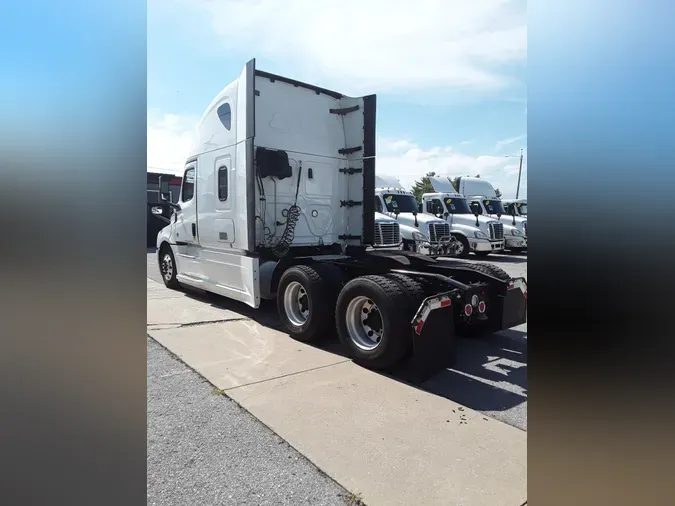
[178,284,527,418]
[149,250,526,420]
[413,331,527,414]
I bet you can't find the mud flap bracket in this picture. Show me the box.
[399,292,457,382]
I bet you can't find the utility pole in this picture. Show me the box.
[515,148,524,199]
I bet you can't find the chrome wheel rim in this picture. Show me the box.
[455,240,464,255]
[283,281,309,327]
[345,296,383,351]
[161,253,173,281]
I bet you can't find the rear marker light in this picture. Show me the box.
[415,320,425,335]
[440,299,452,308]
[523,290,527,300]
[464,304,473,316]
[478,301,486,313]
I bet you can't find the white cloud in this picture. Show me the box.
[377,137,526,198]
[495,134,526,151]
[180,0,526,95]
[145,115,527,198]
[147,109,199,171]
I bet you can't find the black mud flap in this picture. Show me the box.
[398,292,457,383]
[501,277,527,329]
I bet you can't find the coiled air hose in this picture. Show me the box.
[270,165,302,258]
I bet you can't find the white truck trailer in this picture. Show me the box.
[156,59,527,372]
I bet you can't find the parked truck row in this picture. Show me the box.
[154,59,527,373]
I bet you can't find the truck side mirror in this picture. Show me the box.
[412,209,419,227]
[443,212,449,219]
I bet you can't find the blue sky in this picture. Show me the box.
[148,0,527,197]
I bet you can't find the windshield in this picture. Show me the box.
[383,193,418,213]
[443,197,472,214]
[482,199,506,215]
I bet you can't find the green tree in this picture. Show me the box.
[411,171,436,202]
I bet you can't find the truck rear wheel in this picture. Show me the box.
[386,273,426,311]
[452,234,470,258]
[469,262,510,281]
[336,275,412,370]
[277,264,342,343]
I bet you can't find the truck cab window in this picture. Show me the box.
[383,193,418,213]
[483,199,506,215]
[444,197,471,214]
[427,199,443,215]
[217,103,231,130]
[218,166,228,201]
[182,167,195,202]
[375,197,383,213]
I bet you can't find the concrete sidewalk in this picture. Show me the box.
[147,278,527,506]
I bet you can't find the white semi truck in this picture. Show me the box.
[456,177,527,250]
[155,59,527,372]
[411,176,507,258]
[372,212,403,250]
[502,199,527,218]
[374,176,457,257]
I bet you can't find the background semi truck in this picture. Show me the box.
[414,176,508,257]
[502,198,527,218]
[456,177,528,243]
[156,59,527,371]
[374,175,458,258]
[372,212,403,250]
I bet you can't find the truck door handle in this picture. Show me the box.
[191,223,196,237]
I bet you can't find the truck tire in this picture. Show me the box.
[336,275,412,370]
[468,262,511,281]
[158,244,180,290]
[386,273,426,311]
[452,234,470,258]
[277,264,341,343]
